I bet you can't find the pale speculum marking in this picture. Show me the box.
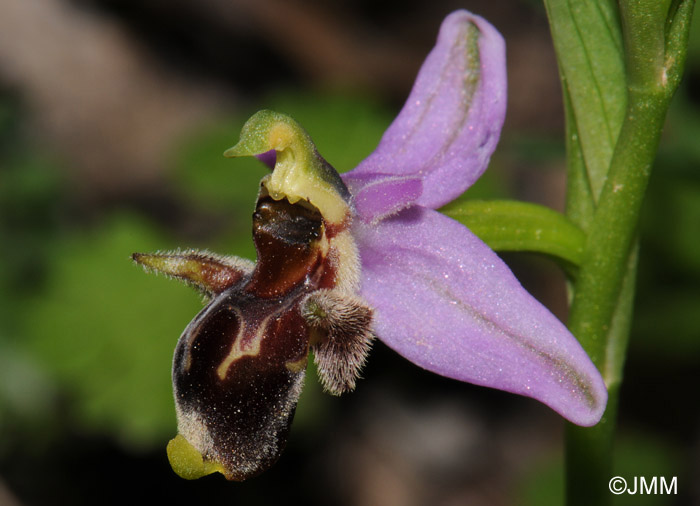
[216,309,269,381]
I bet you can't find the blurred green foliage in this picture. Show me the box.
[18,215,200,447]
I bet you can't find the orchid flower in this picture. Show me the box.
[133,10,607,482]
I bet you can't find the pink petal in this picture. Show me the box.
[354,207,607,426]
[344,10,507,217]
[343,173,422,223]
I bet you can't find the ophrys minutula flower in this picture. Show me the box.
[133,9,607,482]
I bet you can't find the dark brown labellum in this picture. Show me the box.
[173,286,309,480]
[134,183,375,481]
[172,196,325,480]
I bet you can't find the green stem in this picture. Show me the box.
[565,245,637,505]
[567,90,669,368]
[565,386,619,505]
[560,1,694,503]
[528,0,696,501]
[564,89,669,506]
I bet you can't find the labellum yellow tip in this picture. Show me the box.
[166,435,225,480]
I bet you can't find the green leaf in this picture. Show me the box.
[441,199,585,269]
[562,87,595,232]
[543,0,627,200]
